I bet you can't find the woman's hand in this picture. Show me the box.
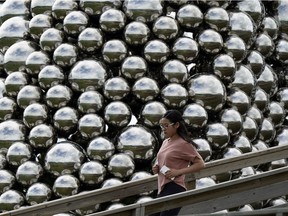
[165,169,181,180]
[152,164,159,174]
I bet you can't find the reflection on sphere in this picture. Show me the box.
[213,54,236,82]
[16,85,42,109]
[276,87,288,111]
[0,154,7,169]
[104,101,131,127]
[176,4,203,30]
[198,29,223,55]
[53,43,78,68]
[224,35,247,63]
[132,77,160,102]
[262,17,279,40]
[162,59,188,84]
[16,161,43,186]
[25,51,50,76]
[0,97,17,121]
[275,38,288,65]
[69,59,107,92]
[121,56,148,80]
[187,74,226,112]
[23,103,48,128]
[53,174,80,198]
[258,118,276,144]
[220,108,243,136]
[172,37,199,63]
[253,140,269,151]
[45,85,73,109]
[232,135,252,153]
[78,113,105,139]
[245,50,265,77]
[52,0,78,21]
[53,106,79,135]
[77,91,104,114]
[241,116,259,142]
[102,39,128,64]
[107,153,135,179]
[135,196,154,204]
[79,161,106,185]
[161,83,188,108]
[0,170,15,194]
[106,203,125,210]
[267,101,286,128]
[256,64,278,97]
[79,0,122,16]
[99,8,126,33]
[143,39,170,64]
[77,27,104,53]
[116,125,157,160]
[152,16,179,41]
[254,33,275,58]
[247,106,263,127]
[103,77,130,100]
[273,126,288,146]
[193,138,212,162]
[30,0,55,17]
[252,87,269,113]
[141,101,167,128]
[182,103,208,128]
[123,21,150,46]
[86,136,115,161]
[0,0,30,24]
[63,11,89,37]
[206,123,230,149]
[28,124,57,149]
[6,142,32,166]
[44,141,86,177]
[227,88,251,115]
[38,65,65,90]
[29,14,53,40]
[196,177,216,189]
[0,189,25,212]
[204,7,229,32]
[26,183,52,205]
[39,28,65,52]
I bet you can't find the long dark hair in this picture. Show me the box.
[162,110,198,148]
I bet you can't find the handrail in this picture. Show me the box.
[1,144,288,216]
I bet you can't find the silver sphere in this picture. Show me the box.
[257,64,278,97]
[193,138,212,162]
[78,113,105,139]
[172,37,199,64]
[44,141,86,177]
[198,29,223,55]
[204,7,230,32]
[196,177,216,189]
[53,174,80,198]
[130,171,153,195]
[274,126,288,146]
[0,120,26,154]
[252,87,269,112]
[106,203,125,210]
[220,108,243,136]
[30,0,55,16]
[224,35,247,63]
[103,77,130,100]
[6,142,32,166]
[187,74,226,112]
[213,54,236,82]
[241,116,259,142]
[226,88,251,115]
[52,0,78,21]
[183,103,208,129]
[4,72,30,97]
[116,125,157,160]
[68,59,107,92]
[0,97,17,122]
[176,4,203,29]
[28,124,57,149]
[26,183,52,205]
[123,21,150,46]
[25,51,51,77]
[77,27,104,53]
[29,14,53,40]
[99,8,126,33]
[132,77,160,102]
[135,196,154,204]
[245,50,265,77]
[206,123,230,149]
[232,135,252,153]
[45,84,73,109]
[0,189,24,212]
[143,39,170,64]
[0,170,15,194]
[101,177,123,202]
[75,192,100,215]
[79,161,106,185]
[79,0,122,16]
[53,106,79,135]
[140,101,167,128]
[161,83,188,108]
[63,11,89,37]
[102,39,128,64]
[107,153,135,179]
[38,65,65,90]
[16,85,42,109]
[104,101,131,127]
[86,136,115,161]
[247,106,263,127]
[152,16,179,41]
[77,91,104,114]
[121,56,148,80]
[53,43,78,68]
[162,59,188,84]
[39,28,65,53]
[23,103,49,128]
[16,161,43,186]
[258,118,276,144]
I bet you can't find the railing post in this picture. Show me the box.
[133,206,145,216]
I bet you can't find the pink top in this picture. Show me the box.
[156,137,202,194]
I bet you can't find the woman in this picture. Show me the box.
[152,109,205,216]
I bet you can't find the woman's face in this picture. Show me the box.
[159,118,178,138]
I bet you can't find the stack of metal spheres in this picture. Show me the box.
[1,0,288,214]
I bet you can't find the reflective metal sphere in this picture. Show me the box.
[106,203,125,210]
[0,0,30,24]
[224,35,247,63]
[162,59,188,84]
[270,159,287,170]
[198,29,223,55]
[30,0,55,16]
[0,17,29,53]
[77,27,104,53]
[99,8,126,33]
[172,37,199,64]
[4,40,37,74]
[140,101,167,128]
[132,77,160,102]
[78,114,105,139]
[253,140,269,151]
[79,161,106,185]
[28,124,57,149]
[53,43,78,68]
[206,123,230,149]
[187,74,226,112]
[135,196,154,203]
[6,142,32,166]
[161,83,188,108]
[116,125,157,160]
[258,118,276,144]
[121,56,148,80]
[16,85,42,109]
[123,21,150,46]
[79,0,122,16]
[213,54,236,82]
[239,166,256,178]
[86,136,115,161]
[53,106,79,135]
[227,88,250,116]
[68,60,107,92]
[152,16,179,41]
[53,174,80,198]
[103,77,130,100]
[193,138,212,162]
[52,0,78,21]
[0,189,24,212]
[252,87,269,112]
[222,147,243,159]
[23,103,48,128]
[107,153,135,179]
[25,51,50,76]
[77,91,104,114]
[182,103,208,129]
[45,84,73,109]
[39,28,65,52]
[204,7,229,32]
[0,170,15,194]
[29,14,53,40]
[254,33,275,58]
[241,116,259,142]
[26,183,52,205]
[0,97,17,121]
[274,126,288,146]
[101,177,123,188]
[44,141,86,176]
[267,101,286,128]
[63,11,89,37]
[232,135,252,153]
[38,65,65,90]
[143,39,170,64]
[220,108,243,136]
[102,39,128,64]
[257,64,278,97]
[16,161,43,186]
[275,38,288,65]
[122,0,163,23]
[231,65,256,97]
[176,4,203,30]
[196,177,216,189]
[104,101,131,127]
[245,50,265,77]
[247,106,263,127]
[262,17,279,40]
[0,120,26,154]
